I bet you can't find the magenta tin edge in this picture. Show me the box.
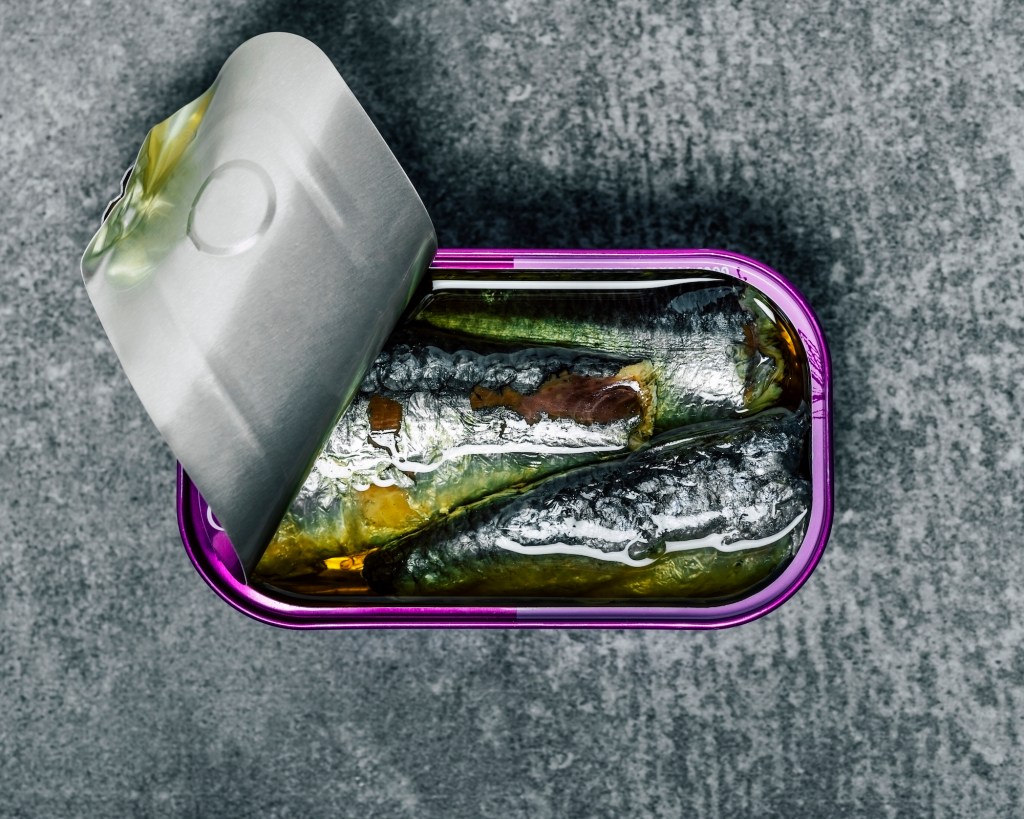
[177,248,833,629]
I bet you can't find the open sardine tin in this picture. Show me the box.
[85,33,832,629]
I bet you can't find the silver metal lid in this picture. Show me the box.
[82,33,437,576]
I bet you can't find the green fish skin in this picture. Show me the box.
[361,410,810,601]
[411,282,793,430]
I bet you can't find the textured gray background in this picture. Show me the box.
[2,1,1022,816]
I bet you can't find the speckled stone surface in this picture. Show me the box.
[2,1,1022,816]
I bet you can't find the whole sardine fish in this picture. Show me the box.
[256,281,801,585]
[413,283,796,430]
[256,345,657,578]
[361,410,810,601]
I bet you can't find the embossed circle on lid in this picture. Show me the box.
[188,160,276,256]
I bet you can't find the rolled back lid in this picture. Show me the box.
[82,33,437,576]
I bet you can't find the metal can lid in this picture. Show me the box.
[82,33,437,576]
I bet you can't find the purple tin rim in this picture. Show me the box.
[177,248,833,629]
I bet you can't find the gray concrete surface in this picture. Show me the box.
[2,1,1023,816]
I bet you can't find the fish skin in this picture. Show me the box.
[412,283,790,429]
[361,410,810,600]
[360,344,641,395]
[255,345,657,579]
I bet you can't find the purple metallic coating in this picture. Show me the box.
[177,248,833,629]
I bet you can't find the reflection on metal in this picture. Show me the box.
[82,33,436,575]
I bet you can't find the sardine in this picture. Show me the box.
[255,345,658,578]
[361,410,810,601]
[413,283,796,430]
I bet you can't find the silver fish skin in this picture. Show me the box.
[361,410,810,598]
[251,344,659,584]
[288,345,651,518]
[359,344,639,395]
[414,284,787,428]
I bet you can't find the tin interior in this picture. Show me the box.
[177,249,832,629]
